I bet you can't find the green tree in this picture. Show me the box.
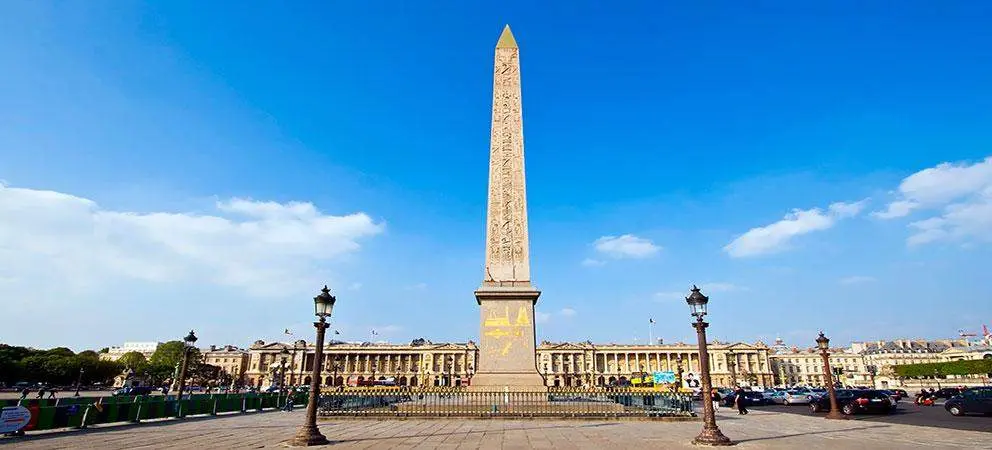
[118,351,148,371]
[77,350,100,360]
[45,347,75,358]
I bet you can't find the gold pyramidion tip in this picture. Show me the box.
[496,24,517,49]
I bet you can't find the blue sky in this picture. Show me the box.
[2,2,991,351]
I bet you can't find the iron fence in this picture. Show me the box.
[317,389,694,418]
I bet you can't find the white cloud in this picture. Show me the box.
[581,258,606,267]
[559,307,577,317]
[874,156,992,219]
[0,184,384,300]
[593,234,660,259]
[723,199,868,258]
[839,275,876,285]
[873,157,992,245]
[535,311,551,324]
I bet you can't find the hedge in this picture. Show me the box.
[893,359,992,378]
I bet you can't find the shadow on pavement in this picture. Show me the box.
[735,424,892,443]
[0,409,291,446]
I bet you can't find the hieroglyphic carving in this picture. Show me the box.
[483,43,531,286]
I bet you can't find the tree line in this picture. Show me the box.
[893,358,992,379]
[0,344,122,387]
[1,341,227,388]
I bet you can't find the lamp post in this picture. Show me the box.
[686,286,733,446]
[291,285,335,446]
[727,350,737,388]
[816,332,846,420]
[332,358,341,388]
[74,367,85,397]
[933,369,942,389]
[176,330,196,400]
[675,354,684,391]
[280,347,289,392]
[866,365,877,388]
[294,339,307,388]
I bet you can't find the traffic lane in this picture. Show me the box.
[757,401,991,433]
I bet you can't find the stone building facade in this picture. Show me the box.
[769,349,870,387]
[202,345,249,386]
[100,342,161,362]
[243,339,774,389]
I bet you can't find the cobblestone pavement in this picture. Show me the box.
[1,408,989,449]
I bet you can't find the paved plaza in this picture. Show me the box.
[2,408,989,449]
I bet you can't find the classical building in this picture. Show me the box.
[769,348,870,387]
[244,339,774,389]
[202,345,249,386]
[245,339,478,388]
[100,342,161,362]
[538,341,774,388]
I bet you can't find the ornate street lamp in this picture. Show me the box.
[685,286,732,446]
[816,332,846,420]
[74,367,85,397]
[727,350,737,388]
[291,285,335,446]
[280,347,290,393]
[332,357,342,388]
[176,331,197,393]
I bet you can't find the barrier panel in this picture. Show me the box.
[2,392,309,435]
[318,388,695,419]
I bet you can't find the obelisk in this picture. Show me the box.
[471,25,546,391]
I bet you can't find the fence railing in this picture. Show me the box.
[2,392,308,434]
[318,389,695,418]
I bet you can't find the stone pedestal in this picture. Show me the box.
[470,287,546,391]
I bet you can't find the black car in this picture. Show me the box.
[111,386,153,396]
[892,389,908,399]
[944,387,992,416]
[722,391,767,407]
[809,389,896,415]
[933,387,965,399]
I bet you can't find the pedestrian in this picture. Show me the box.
[48,388,58,398]
[711,388,721,412]
[19,388,29,400]
[735,387,748,415]
[36,388,45,399]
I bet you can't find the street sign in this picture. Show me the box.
[653,371,676,384]
[0,406,31,434]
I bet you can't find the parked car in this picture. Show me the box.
[892,389,908,399]
[783,390,814,405]
[944,387,992,416]
[111,386,153,396]
[809,389,896,415]
[722,391,768,407]
[766,391,789,404]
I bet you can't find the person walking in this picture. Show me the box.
[48,388,58,399]
[36,388,45,399]
[735,387,748,415]
[19,388,29,400]
[711,388,721,412]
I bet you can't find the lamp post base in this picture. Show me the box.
[693,425,734,446]
[290,425,329,446]
[825,411,848,420]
